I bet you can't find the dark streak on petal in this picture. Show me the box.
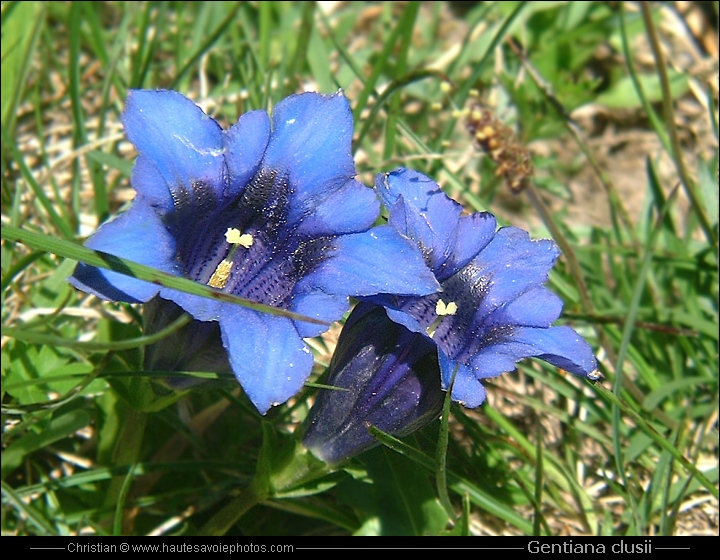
[238,168,289,238]
[292,236,334,278]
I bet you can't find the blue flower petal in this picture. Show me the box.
[157,286,223,322]
[129,156,174,213]
[384,307,425,335]
[376,169,461,274]
[376,169,461,239]
[68,202,180,303]
[262,92,357,223]
[470,325,598,379]
[223,109,271,202]
[296,179,379,237]
[474,227,560,318]
[291,292,351,338]
[306,225,440,297]
[485,285,563,328]
[122,90,226,209]
[450,212,496,275]
[220,307,314,415]
[376,169,499,281]
[438,353,487,408]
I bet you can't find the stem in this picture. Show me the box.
[640,1,718,254]
[505,39,638,245]
[436,364,458,521]
[200,479,269,536]
[524,184,594,315]
[104,407,147,534]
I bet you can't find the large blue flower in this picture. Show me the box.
[69,91,438,414]
[364,168,599,408]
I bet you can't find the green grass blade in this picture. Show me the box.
[2,224,328,326]
[1,480,59,535]
[0,2,45,135]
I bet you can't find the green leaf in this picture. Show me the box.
[1,480,58,535]
[595,70,689,109]
[86,150,134,177]
[351,447,450,536]
[643,377,716,412]
[3,342,96,404]
[697,156,719,227]
[0,2,45,134]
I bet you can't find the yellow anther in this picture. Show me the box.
[440,81,452,93]
[431,101,443,111]
[225,228,253,248]
[469,88,479,97]
[225,228,242,244]
[452,108,469,119]
[436,299,458,316]
[427,299,458,338]
[237,233,253,248]
[208,259,233,289]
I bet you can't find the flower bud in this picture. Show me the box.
[143,297,232,390]
[302,303,445,465]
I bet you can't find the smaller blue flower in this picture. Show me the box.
[68,92,439,414]
[302,303,444,465]
[363,168,600,408]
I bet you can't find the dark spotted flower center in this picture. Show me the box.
[395,262,516,364]
[170,168,334,309]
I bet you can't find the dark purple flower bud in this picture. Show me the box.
[302,303,445,465]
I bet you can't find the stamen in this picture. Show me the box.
[427,299,458,337]
[208,259,233,289]
[225,228,254,248]
[209,228,254,290]
[436,299,458,316]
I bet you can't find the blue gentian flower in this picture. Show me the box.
[362,168,600,408]
[302,168,600,464]
[68,91,439,414]
[303,169,597,464]
[302,302,445,465]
